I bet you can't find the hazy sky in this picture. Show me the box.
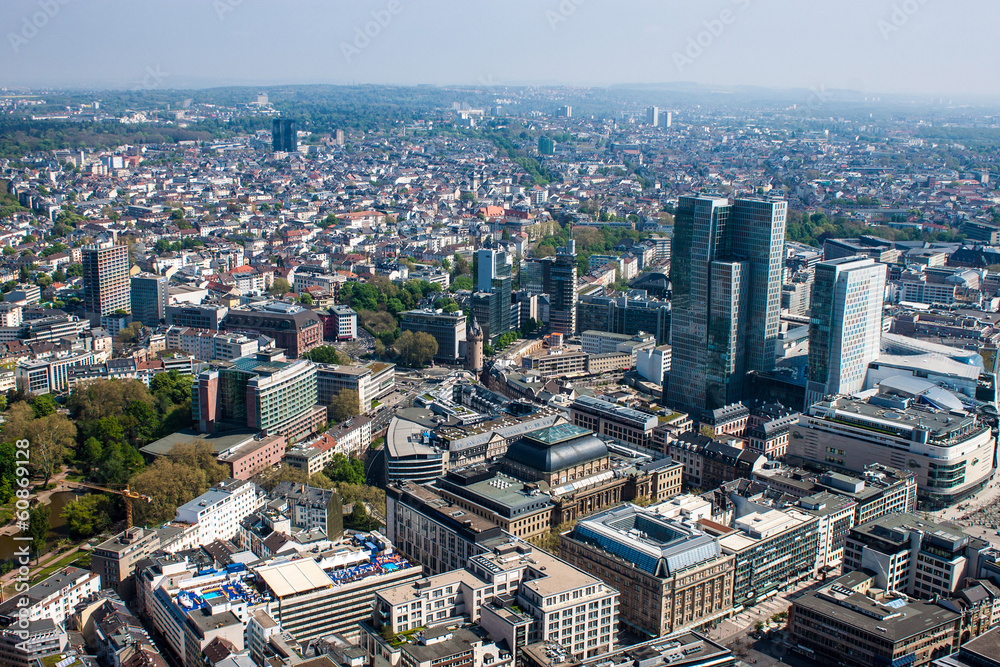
[2,0,998,97]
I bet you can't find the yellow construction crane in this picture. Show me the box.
[67,482,151,529]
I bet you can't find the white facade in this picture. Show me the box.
[807,257,887,405]
[331,306,358,341]
[0,567,100,626]
[174,478,266,545]
[636,345,671,385]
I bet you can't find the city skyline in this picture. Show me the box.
[2,0,999,99]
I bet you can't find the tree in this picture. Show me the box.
[348,500,372,530]
[27,503,50,558]
[30,394,57,418]
[68,379,155,425]
[116,322,144,346]
[27,414,75,487]
[325,453,365,485]
[304,346,343,365]
[452,253,470,276]
[269,278,291,296]
[62,494,115,539]
[150,371,193,407]
[299,292,313,305]
[451,275,473,291]
[329,389,361,423]
[520,318,538,337]
[395,330,438,368]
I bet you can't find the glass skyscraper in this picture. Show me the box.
[550,240,577,335]
[473,247,512,342]
[666,195,787,412]
[806,256,887,405]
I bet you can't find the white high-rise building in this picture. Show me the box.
[807,256,887,405]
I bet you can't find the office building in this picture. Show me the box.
[193,349,322,439]
[173,478,265,544]
[577,294,671,344]
[753,463,918,526]
[368,538,618,659]
[521,633,734,667]
[257,538,420,641]
[91,527,161,600]
[17,350,94,394]
[316,361,395,410]
[789,380,996,508]
[538,135,555,155]
[667,195,787,412]
[842,513,991,599]
[330,304,358,341]
[83,242,130,323]
[550,241,577,335]
[807,256,887,404]
[400,308,467,363]
[646,106,659,126]
[272,118,297,152]
[173,329,259,362]
[523,257,552,296]
[560,504,734,637]
[570,395,660,449]
[130,272,169,327]
[788,571,963,667]
[386,481,505,575]
[0,620,67,667]
[166,303,229,330]
[223,302,323,358]
[473,247,513,341]
[715,507,818,608]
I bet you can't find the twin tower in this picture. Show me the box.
[666,194,788,412]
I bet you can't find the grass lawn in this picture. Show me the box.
[30,549,89,584]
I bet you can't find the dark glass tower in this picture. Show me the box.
[666,195,787,412]
[473,248,512,342]
[272,118,297,152]
[550,240,577,335]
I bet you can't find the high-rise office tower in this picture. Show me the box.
[473,247,513,341]
[523,258,553,296]
[646,106,659,126]
[550,240,577,335]
[83,242,130,324]
[130,273,168,327]
[806,256,887,405]
[666,195,787,411]
[665,111,672,128]
[271,118,297,152]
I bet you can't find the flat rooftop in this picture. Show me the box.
[256,558,334,598]
[141,428,260,457]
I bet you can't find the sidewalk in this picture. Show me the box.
[704,574,824,645]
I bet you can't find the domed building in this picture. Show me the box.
[502,423,611,486]
[466,316,484,373]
